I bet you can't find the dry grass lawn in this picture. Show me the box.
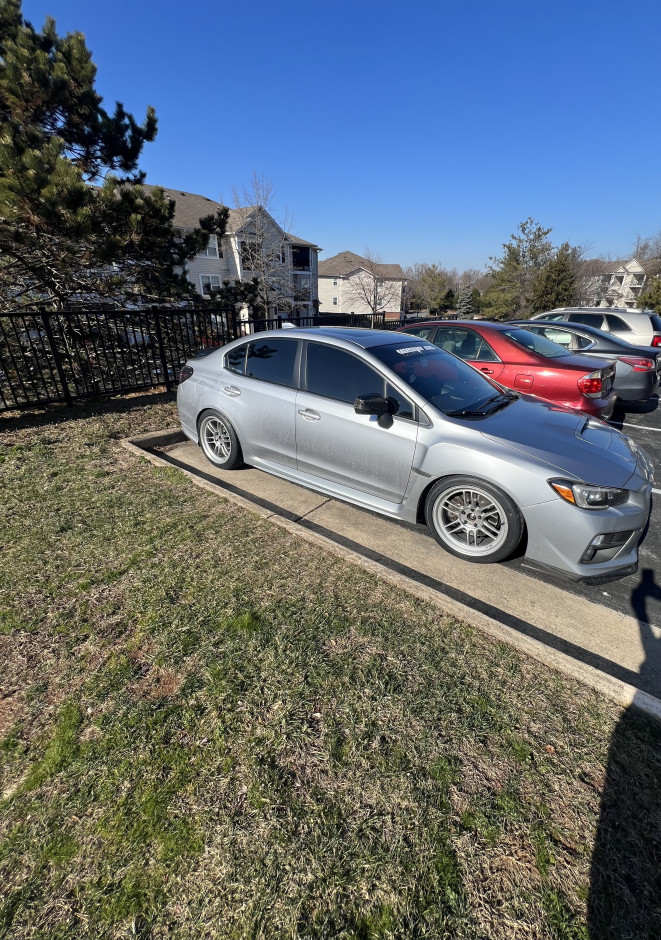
[1,392,660,939]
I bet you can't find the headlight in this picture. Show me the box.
[549,479,629,510]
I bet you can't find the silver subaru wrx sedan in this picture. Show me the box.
[177,328,654,584]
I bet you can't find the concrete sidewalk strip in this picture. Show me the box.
[122,428,661,722]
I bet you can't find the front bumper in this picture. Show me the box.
[522,478,652,583]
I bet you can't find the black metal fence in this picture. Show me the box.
[0,306,402,412]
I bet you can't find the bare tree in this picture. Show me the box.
[575,257,613,307]
[223,173,311,318]
[344,250,404,316]
[632,232,661,261]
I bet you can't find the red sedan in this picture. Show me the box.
[397,320,617,418]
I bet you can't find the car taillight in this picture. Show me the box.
[620,356,655,372]
[179,365,194,384]
[652,336,661,347]
[577,371,603,396]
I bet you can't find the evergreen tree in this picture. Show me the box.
[438,288,455,314]
[455,286,474,318]
[638,276,661,313]
[481,218,553,319]
[406,263,449,312]
[529,242,579,314]
[0,0,227,309]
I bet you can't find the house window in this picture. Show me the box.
[291,246,310,270]
[332,278,338,286]
[332,296,338,306]
[198,235,221,259]
[240,241,255,270]
[200,274,222,295]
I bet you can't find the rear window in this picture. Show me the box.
[650,314,661,332]
[501,328,569,359]
[605,314,632,332]
[245,339,298,387]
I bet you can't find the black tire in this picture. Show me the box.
[425,475,523,563]
[198,410,243,469]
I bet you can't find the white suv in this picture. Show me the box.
[531,307,661,348]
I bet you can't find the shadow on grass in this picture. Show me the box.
[0,389,177,433]
[587,568,661,938]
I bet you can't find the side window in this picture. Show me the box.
[573,333,594,349]
[245,339,298,387]
[451,329,480,360]
[225,344,247,375]
[386,382,415,420]
[306,343,382,404]
[473,337,499,362]
[569,313,604,329]
[605,314,632,332]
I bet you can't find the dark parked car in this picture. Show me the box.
[510,320,661,403]
[397,320,618,418]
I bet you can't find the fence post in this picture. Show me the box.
[40,311,73,406]
[153,311,172,392]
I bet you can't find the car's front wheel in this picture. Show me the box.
[425,476,523,563]
[198,410,243,469]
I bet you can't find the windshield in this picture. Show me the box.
[502,328,569,359]
[371,341,512,416]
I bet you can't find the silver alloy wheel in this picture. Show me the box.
[202,415,232,462]
[431,484,509,557]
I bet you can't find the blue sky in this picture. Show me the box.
[21,0,661,271]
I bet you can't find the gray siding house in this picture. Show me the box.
[142,186,320,317]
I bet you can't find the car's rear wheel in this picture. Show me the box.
[425,476,523,563]
[198,410,243,469]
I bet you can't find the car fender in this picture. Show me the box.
[411,435,561,519]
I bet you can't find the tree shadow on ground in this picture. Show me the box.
[587,568,661,938]
[0,389,176,434]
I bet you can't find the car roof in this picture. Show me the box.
[399,319,513,331]
[544,307,653,318]
[237,326,417,350]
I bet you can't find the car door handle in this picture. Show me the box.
[480,368,494,374]
[223,385,241,397]
[297,408,320,421]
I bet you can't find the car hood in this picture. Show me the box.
[479,397,638,486]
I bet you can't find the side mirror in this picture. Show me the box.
[354,393,390,416]
[354,394,399,429]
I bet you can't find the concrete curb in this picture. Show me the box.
[122,428,661,724]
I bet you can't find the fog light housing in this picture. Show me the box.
[580,530,636,564]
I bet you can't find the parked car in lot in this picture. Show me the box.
[510,319,661,403]
[530,307,661,348]
[177,327,653,583]
[397,320,618,418]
